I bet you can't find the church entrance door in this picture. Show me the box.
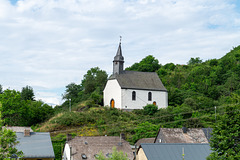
[110,99,115,108]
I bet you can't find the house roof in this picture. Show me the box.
[109,71,167,91]
[202,128,213,142]
[139,143,211,160]
[67,136,134,160]
[135,138,155,147]
[3,126,33,132]
[154,128,210,143]
[16,132,55,158]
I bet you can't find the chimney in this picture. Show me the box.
[182,127,187,133]
[121,133,126,140]
[24,129,30,137]
[67,134,72,142]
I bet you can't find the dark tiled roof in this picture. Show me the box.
[135,138,155,147]
[155,128,209,143]
[16,132,55,158]
[202,128,213,142]
[68,136,133,160]
[110,71,167,91]
[140,143,211,160]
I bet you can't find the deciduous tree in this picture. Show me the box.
[208,105,240,159]
[0,102,23,159]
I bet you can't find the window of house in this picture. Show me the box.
[153,101,157,106]
[132,91,136,101]
[148,92,152,101]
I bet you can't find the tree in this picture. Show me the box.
[81,67,108,94]
[208,105,240,159]
[0,102,23,159]
[0,89,29,126]
[126,55,160,72]
[62,83,82,103]
[187,57,202,65]
[132,122,159,143]
[21,85,35,101]
[96,147,129,160]
[0,85,2,94]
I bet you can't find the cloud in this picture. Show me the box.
[1,0,240,105]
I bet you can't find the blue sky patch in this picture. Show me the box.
[9,0,18,5]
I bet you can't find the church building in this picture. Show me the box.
[103,42,168,110]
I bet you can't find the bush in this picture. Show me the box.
[143,104,158,115]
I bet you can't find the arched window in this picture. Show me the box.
[132,91,136,101]
[148,92,152,101]
[153,101,157,106]
[110,99,115,108]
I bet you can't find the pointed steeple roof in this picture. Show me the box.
[114,42,124,62]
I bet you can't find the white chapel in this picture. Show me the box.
[103,42,168,110]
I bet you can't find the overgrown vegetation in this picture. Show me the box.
[1,45,240,159]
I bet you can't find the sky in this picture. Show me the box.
[0,0,240,106]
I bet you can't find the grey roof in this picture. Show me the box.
[154,128,209,144]
[16,132,55,158]
[114,42,124,62]
[202,128,213,142]
[67,136,134,160]
[140,143,211,160]
[3,126,33,132]
[110,71,167,91]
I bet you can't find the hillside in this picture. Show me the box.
[36,45,240,159]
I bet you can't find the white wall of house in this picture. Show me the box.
[63,143,70,160]
[121,89,168,110]
[103,79,122,108]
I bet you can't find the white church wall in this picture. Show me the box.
[121,89,168,110]
[103,79,122,109]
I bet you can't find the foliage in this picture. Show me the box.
[143,104,158,115]
[0,102,23,159]
[0,85,2,94]
[96,147,129,160]
[187,57,202,65]
[131,122,159,143]
[125,55,160,72]
[208,105,240,159]
[62,83,81,103]
[51,134,67,160]
[62,67,108,107]
[21,85,35,101]
[0,89,29,126]
[0,89,54,126]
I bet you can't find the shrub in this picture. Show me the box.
[143,104,158,115]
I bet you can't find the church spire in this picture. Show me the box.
[113,37,124,74]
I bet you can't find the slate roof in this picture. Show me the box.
[154,128,209,143]
[202,128,213,142]
[110,71,167,91]
[114,42,124,62]
[16,132,55,158]
[67,136,134,160]
[135,138,155,148]
[139,143,211,160]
